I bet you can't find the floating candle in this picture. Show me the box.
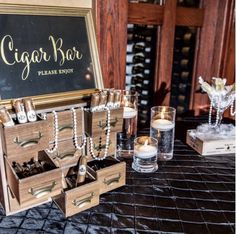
[151,119,174,131]
[123,106,137,119]
[134,139,157,159]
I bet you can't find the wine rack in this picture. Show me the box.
[126,23,157,129]
[126,0,200,126]
[170,0,200,117]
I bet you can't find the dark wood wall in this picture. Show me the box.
[93,0,235,116]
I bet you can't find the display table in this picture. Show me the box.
[0,139,234,233]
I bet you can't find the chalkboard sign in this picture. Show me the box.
[0,6,103,106]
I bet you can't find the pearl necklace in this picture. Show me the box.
[208,98,220,127]
[71,107,87,150]
[230,102,236,116]
[89,107,111,160]
[46,111,59,153]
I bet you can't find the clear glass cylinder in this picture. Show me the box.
[150,106,176,161]
[116,90,138,159]
[132,136,158,173]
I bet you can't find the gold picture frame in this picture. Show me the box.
[0,3,103,108]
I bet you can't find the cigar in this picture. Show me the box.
[90,92,100,112]
[23,98,37,122]
[12,99,27,124]
[98,91,107,110]
[114,90,121,108]
[0,106,14,127]
[107,90,115,108]
[76,156,87,186]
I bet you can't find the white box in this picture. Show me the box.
[186,129,236,156]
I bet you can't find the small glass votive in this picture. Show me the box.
[150,106,176,161]
[132,136,158,173]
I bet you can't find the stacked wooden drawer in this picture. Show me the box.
[3,120,62,207]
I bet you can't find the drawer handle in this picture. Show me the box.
[14,132,43,148]
[57,151,76,160]
[28,181,56,198]
[72,192,94,208]
[58,124,73,132]
[98,117,118,130]
[94,141,111,151]
[104,173,121,186]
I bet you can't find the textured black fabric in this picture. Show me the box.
[0,139,235,233]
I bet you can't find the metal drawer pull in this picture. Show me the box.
[104,173,121,186]
[98,117,118,130]
[58,124,73,132]
[14,132,43,148]
[94,141,111,151]
[28,181,56,198]
[57,151,76,160]
[72,192,94,208]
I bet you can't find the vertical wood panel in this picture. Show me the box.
[154,0,177,106]
[94,0,128,89]
[190,0,234,114]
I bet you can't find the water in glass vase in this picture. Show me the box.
[150,125,175,161]
[117,115,137,158]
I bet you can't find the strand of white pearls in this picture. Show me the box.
[71,107,87,150]
[208,98,220,127]
[46,110,58,153]
[89,106,111,160]
[230,101,236,116]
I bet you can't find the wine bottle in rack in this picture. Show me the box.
[127,42,152,54]
[126,63,151,75]
[126,53,151,64]
[127,33,152,43]
[130,73,151,83]
[178,83,188,94]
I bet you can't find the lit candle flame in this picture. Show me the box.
[144,139,149,146]
[161,107,165,119]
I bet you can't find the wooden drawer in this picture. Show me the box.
[47,137,83,168]
[3,120,49,158]
[88,157,126,194]
[5,151,62,204]
[86,133,117,161]
[47,109,83,142]
[54,167,100,217]
[84,108,123,137]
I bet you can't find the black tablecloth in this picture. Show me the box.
[0,140,235,234]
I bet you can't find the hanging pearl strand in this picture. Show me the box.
[208,100,213,125]
[89,106,111,160]
[46,111,59,153]
[208,98,221,127]
[71,107,87,150]
[230,100,236,116]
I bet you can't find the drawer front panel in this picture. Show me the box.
[47,109,83,142]
[86,133,116,161]
[5,155,62,205]
[85,108,123,137]
[47,137,83,167]
[97,161,126,194]
[4,120,49,158]
[55,180,100,217]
